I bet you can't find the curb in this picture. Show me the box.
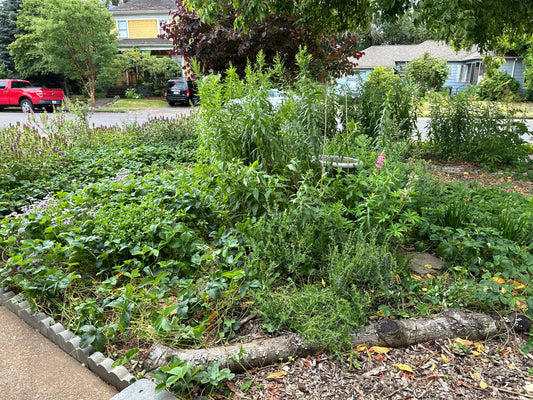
[0,286,135,391]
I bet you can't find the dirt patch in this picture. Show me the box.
[428,161,533,196]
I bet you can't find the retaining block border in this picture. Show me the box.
[0,286,136,391]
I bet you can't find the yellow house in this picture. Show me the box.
[109,0,184,67]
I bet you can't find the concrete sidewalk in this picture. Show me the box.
[0,304,118,400]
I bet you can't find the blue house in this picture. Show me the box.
[339,40,525,95]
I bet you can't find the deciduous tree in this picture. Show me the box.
[160,1,362,80]
[0,0,22,76]
[183,0,533,52]
[10,0,118,106]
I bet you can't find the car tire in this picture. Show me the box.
[44,105,54,113]
[168,101,176,106]
[192,97,199,106]
[20,98,34,113]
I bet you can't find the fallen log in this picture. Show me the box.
[143,308,528,373]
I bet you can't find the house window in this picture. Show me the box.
[116,20,128,39]
[456,64,471,83]
[395,61,408,75]
[158,19,168,36]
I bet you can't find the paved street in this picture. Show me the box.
[0,106,194,129]
[0,108,531,142]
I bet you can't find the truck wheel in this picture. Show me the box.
[20,98,34,113]
[44,105,54,113]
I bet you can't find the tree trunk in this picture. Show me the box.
[143,309,525,373]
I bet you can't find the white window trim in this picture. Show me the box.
[172,54,184,67]
[116,20,129,39]
[158,19,169,36]
[455,64,471,83]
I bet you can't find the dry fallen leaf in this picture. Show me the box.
[267,371,287,379]
[492,276,506,284]
[441,354,448,363]
[479,381,489,389]
[474,343,484,353]
[355,344,367,352]
[509,279,526,289]
[321,278,326,287]
[455,338,473,347]
[393,363,414,373]
[370,346,391,354]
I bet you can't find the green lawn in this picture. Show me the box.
[99,98,169,110]
[421,100,533,117]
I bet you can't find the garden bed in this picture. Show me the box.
[1,66,533,399]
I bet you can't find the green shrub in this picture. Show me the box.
[406,52,449,94]
[427,95,528,169]
[125,87,142,99]
[245,191,350,280]
[480,70,520,101]
[253,229,403,353]
[255,285,369,354]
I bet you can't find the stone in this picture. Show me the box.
[409,252,445,275]
[110,379,178,400]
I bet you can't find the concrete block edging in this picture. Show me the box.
[0,286,136,391]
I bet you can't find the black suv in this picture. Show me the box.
[164,77,199,106]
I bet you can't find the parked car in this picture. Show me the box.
[0,79,64,113]
[164,77,199,106]
[227,89,293,111]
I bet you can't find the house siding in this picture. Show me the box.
[128,20,158,39]
[444,63,468,94]
[350,41,527,96]
[499,58,525,92]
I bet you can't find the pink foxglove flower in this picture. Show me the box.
[375,151,386,170]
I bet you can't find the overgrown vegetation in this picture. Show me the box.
[1,53,532,398]
[426,92,528,170]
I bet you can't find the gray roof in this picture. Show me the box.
[353,40,484,69]
[109,0,175,13]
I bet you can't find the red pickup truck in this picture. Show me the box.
[0,79,64,113]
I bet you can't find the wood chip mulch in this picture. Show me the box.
[230,334,533,400]
[428,161,533,197]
